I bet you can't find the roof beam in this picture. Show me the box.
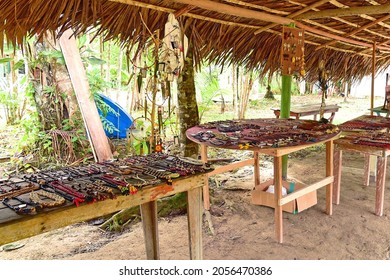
[174,5,196,18]
[172,0,292,25]
[254,0,331,35]
[295,4,390,20]
[172,0,390,51]
[316,13,390,50]
[110,0,390,52]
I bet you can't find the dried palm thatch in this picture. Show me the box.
[2,0,390,83]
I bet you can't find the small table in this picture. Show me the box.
[272,103,340,123]
[187,118,340,243]
[334,115,390,216]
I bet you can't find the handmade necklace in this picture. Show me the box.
[29,189,66,208]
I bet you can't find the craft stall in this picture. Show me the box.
[334,115,390,216]
[186,118,341,243]
[0,154,211,260]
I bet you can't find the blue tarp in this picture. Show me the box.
[96,93,133,139]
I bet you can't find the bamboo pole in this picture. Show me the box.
[281,74,292,179]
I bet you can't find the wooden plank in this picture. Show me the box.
[325,140,334,215]
[206,158,255,176]
[140,201,159,259]
[333,149,342,205]
[279,176,334,206]
[59,29,113,162]
[274,156,283,243]
[187,186,203,260]
[375,156,387,216]
[0,174,206,246]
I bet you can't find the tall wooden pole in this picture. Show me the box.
[59,29,113,162]
[371,42,376,115]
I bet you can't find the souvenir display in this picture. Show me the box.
[342,132,390,149]
[0,154,211,215]
[186,118,340,150]
[338,115,390,132]
[281,26,305,76]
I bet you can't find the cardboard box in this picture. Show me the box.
[251,179,317,214]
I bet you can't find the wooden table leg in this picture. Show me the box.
[333,149,342,205]
[274,156,283,243]
[200,145,210,210]
[140,201,159,260]
[187,186,203,260]
[326,140,334,215]
[364,155,377,186]
[254,152,260,186]
[375,156,387,216]
[329,112,336,123]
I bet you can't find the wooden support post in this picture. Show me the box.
[187,187,203,259]
[371,42,376,116]
[325,140,334,215]
[254,151,260,186]
[274,156,283,243]
[333,149,342,204]
[140,201,160,260]
[375,156,387,216]
[200,145,210,210]
[59,29,113,162]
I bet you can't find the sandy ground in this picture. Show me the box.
[1,95,390,260]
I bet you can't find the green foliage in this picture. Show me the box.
[195,65,234,121]
[0,57,13,64]
[93,93,119,134]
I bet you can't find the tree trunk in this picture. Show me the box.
[177,43,199,157]
[28,33,71,130]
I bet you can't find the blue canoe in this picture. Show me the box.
[95,93,133,139]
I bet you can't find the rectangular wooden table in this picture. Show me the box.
[0,174,206,260]
[272,103,340,123]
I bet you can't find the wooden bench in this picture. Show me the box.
[272,103,340,123]
[370,106,390,117]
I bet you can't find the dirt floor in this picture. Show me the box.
[1,95,390,260]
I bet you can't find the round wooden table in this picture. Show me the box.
[187,118,341,243]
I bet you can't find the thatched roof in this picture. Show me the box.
[2,0,390,83]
